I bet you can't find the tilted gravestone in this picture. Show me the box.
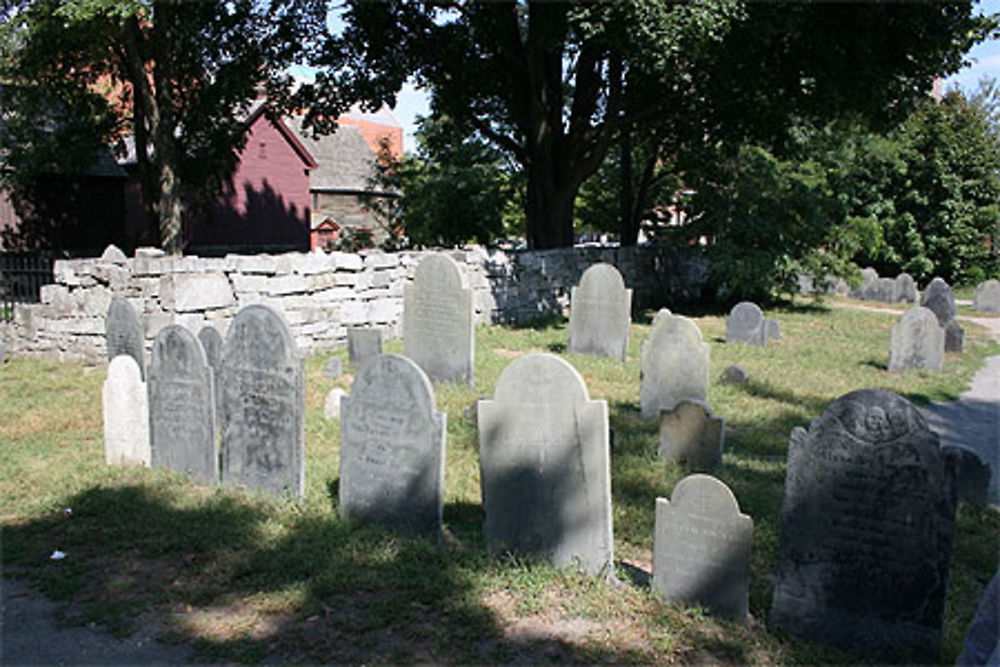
[944,320,965,354]
[219,304,304,498]
[658,400,725,468]
[653,474,752,624]
[348,326,384,369]
[148,325,218,485]
[921,277,956,327]
[567,263,632,361]
[197,326,224,424]
[640,314,708,420]
[889,306,944,372]
[340,354,446,536]
[103,355,150,465]
[893,273,917,303]
[726,302,766,346]
[106,296,146,379]
[770,389,957,660]
[403,253,474,384]
[973,279,1000,313]
[479,353,613,574]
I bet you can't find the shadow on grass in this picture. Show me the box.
[736,379,830,416]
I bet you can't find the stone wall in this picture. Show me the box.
[2,244,707,362]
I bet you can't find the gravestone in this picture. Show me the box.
[197,326,223,422]
[943,446,991,504]
[0,341,6,362]
[850,267,879,299]
[871,277,896,303]
[219,304,304,498]
[348,326,384,368]
[148,325,218,485]
[726,302,766,346]
[653,474,752,624]
[894,273,917,303]
[720,365,748,385]
[324,356,343,379]
[479,353,613,574]
[324,387,346,420]
[340,354,446,536]
[658,400,725,468]
[403,253,474,384]
[106,296,145,379]
[567,263,632,361]
[103,355,150,465]
[945,320,965,354]
[640,314,709,420]
[921,277,956,327]
[765,319,781,342]
[973,279,1000,313]
[770,389,957,660]
[889,306,944,372]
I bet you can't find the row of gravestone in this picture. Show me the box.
[849,268,919,304]
[889,277,971,372]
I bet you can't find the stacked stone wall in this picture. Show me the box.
[2,244,706,362]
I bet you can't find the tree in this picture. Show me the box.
[0,0,323,253]
[306,1,988,249]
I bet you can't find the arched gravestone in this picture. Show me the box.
[148,325,218,485]
[568,263,632,361]
[921,277,956,327]
[403,253,474,384]
[219,305,304,498]
[103,355,150,466]
[658,400,725,468]
[973,279,1000,313]
[653,474,752,624]
[640,314,708,420]
[197,326,224,425]
[340,354,446,536]
[478,353,613,575]
[725,302,766,346]
[893,273,917,303]
[106,296,145,379]
[889,306,944,372]
[849,267,879,299]
[770,389,957,661]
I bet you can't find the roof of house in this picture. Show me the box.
[286,117,379,193]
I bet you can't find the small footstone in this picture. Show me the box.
[944,320,964,354]
[324,356,343,378]
[324,388,346,420]
[720,365,748,385]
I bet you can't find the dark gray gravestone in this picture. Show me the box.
[340,354,446,536]
[725,302,766,346]
[921,277,956,327]
[148,325,218,485]
[945,320,965,353]
[103,355,150,465]
[653,474,752,624]
[770,389,957,661]
[658,400,725,468]
[889,306,944,372]
[197,326,224,423]
[220,305,304,498]
[403,253,474,384]
[106,296,145,379]
[567,263,632,361]
[347,327,384,368]
[324,356,343,379]
[640,314,708,420]
[478,353,613,575]
[973,279,1000,313]
[894,273,917,303]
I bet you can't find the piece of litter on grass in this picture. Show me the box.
[50,550,66,560]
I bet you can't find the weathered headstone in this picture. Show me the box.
[479,353,613,574]
[340,354,446,536]
[567,263,632,361]
[850,267,879,299]
[770,389,957,660]
[894,273,917,303]
[103,355,150,465]
[945,320,965,353]
[106,296,145,379]
[658,400,725,468]
[197,326,223,422]
[943,446,991,504]
[0,341,6,363]
[871,277,896,303]
[219,304,304,498]
[921,277,956,327]
[148,325,218,485]
[764,319,781,342]
[347,326,384,368]
[640,314,709,420]
[726,302,766,346]
[323,387,346,420]
[889,306,944,372]
[719,364,748,385]
[403,253,474,384]
[324,356,343,379]
[653,474,752,624]
[973,279,1000,313]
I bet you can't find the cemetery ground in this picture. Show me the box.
[2,299,999,664]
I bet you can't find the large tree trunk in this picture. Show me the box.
[152,0,183,255]
[524,159,576,249]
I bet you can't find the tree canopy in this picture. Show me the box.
[309,0,990,249]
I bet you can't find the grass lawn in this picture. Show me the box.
[2,298,998,664]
